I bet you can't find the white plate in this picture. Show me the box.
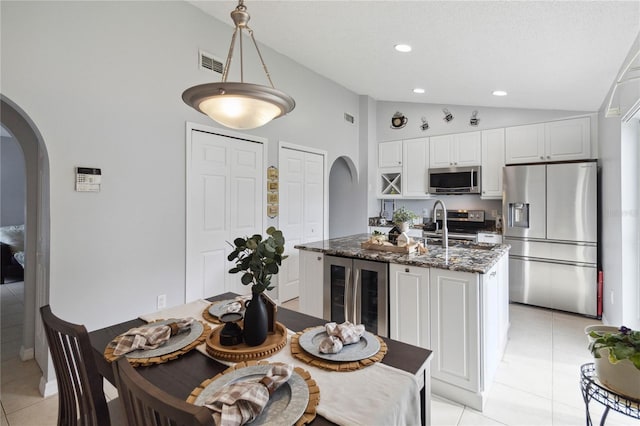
[124,319,204,359]
[298,326,381,362]
[193,364,308,426]
[208,299,245,318]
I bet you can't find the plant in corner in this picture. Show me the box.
[228,227,287,346]
[588,325,640,399]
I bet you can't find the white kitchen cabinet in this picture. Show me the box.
[544,117,591,162]
[389,264,430,348]
[378,168,402,197]
[298,250,324,319]
[402,138,430,197]
[378,138,430,198]
[480,129,505,199]
[430,131,481,168]
[505,117,591,164]
[378,140,403,168]
[429,268,480,393]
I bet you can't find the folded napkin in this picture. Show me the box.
[319,321,365,354]
[222,301,243,314]
[110,318,194,356]
[204,363,293,426]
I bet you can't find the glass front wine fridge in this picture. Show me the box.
[323,255,388,337]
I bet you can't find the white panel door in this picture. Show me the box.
[279,147,325,302]
[186,130,263,302]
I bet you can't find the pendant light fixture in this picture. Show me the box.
[182,0,295,130]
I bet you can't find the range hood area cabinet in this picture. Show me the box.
[429,131,481,168]
[505,117,591,164]
[389,256,509,411]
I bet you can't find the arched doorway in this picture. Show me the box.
[1,95,52,395]
[328,156,366,238]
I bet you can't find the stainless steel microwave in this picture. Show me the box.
[428,166,481,194]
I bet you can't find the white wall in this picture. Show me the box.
[598,31,640,328]
[1,1,360,330]
[1,136,26,226]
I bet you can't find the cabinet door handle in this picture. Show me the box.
[540,156,544,159]
[405,268,410,273]
[490,271,497,277]
[546,156,551,159]
[317,256,322,261]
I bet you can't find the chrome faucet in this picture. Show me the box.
[432,199,448,250]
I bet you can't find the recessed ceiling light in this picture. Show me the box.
[492,90,508,96]
[394,44,412,53]
[413,88,425,94]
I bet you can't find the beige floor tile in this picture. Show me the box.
[0,370,46,414]
[430,394,464,426]
[1,358,42,387]
[493,355,553,398]
[281,298,299,311]
[458,407,507,426]
[5,395,57,426]
[481,382,553,425]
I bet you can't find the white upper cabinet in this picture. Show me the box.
[480,129,505,199]
[378,140,403,168]
[429,131,481,168]
[544,117,591,161]
[402,138,429,197]
[506,117,591,164]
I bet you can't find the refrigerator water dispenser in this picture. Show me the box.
[508,203,530,228]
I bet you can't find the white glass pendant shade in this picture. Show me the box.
[183,82,295,130]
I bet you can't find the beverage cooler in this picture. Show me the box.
[323,255,388,337]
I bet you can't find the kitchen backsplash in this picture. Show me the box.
[375,195,502,222]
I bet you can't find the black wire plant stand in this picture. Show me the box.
[580,363,640,425]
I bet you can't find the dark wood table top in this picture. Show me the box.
[89,293,432,425]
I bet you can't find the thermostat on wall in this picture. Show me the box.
[75,167,101,192]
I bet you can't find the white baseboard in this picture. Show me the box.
[19,345,34,361]
[39,375,58,398]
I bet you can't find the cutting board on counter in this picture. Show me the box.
[360,241,418,253]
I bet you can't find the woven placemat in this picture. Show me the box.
[187,360,320,426]
[103,319,211,367]
[290,327,387,371]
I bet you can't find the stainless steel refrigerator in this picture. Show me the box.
[503,161,600,317]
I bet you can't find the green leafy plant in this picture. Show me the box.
[392,206,417,224]
[227,227,287,293]
[588,326,640,370]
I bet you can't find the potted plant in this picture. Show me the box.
[392,207,417,232]
[228,227,287,346]
[587,325,640,400]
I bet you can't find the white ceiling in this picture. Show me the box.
[189,1,640,112]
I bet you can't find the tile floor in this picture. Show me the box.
[1,285,635,425]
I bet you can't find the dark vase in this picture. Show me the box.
[243,291,268,346]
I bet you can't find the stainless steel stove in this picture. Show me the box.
[423,209,486,241]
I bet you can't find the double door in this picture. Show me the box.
[323,256,388,337]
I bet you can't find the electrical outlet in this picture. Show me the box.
[491,209,498,218]
[157,294,167,310]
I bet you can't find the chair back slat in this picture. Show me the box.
[40,305,111,426]
[113,357,214,426]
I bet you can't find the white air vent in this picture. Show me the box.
[199,50,223,74]
[344,113,355,124]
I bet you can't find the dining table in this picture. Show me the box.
[88,292,433,425]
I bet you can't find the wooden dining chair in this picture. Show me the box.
[113,357,215,426]
[40,305,125,426]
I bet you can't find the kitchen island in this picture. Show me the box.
[295,234,510,411]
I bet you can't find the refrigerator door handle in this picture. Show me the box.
[510,254,596,268]
[344,266,352,323]
[353,268,360,324]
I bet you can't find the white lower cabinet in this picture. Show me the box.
[298,250,324,319]
[389,264,430,348]
[429,269,480,393]
[389,256,510,411]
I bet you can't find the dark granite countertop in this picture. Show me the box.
[294,234,510,274]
